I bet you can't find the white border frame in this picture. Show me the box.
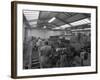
[16,3,97,77]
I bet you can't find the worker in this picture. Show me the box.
[39,41,52,68]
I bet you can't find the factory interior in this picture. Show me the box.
[23,10,91,69]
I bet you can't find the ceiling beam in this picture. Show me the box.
[63,12,77,17]
[83,14,91,18]
[62,13,90,23]
[65,23,90,30]
[28,18,50,22]
[55,16,73,27]
[68,16,90,23]
[37,22,58,27]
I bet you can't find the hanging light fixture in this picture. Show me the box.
[43,26,46,29]
[48,17,56,23]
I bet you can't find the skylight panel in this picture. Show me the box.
[60,24,71,29]
[70,18,90,26]
[24,11,39,21]
[84,18,90,23]
[24,10,39,27]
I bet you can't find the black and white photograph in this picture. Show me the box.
[23,10,91,69]
[11,1,97,78]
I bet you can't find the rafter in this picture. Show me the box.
[55,16,73,27]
